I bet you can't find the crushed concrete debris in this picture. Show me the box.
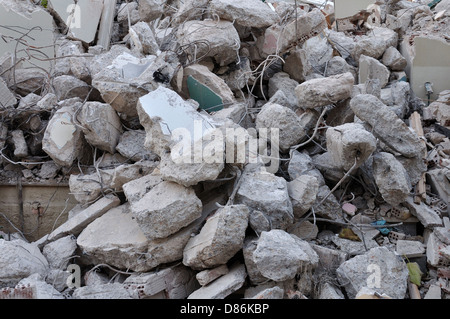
[0,0,449,300]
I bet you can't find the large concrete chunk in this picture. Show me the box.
[236,167,294,231]
[295,72,354,109]
[77,204,152,272]
[210,0,279,28]
[42,103,87,167]
[188,263,247,299]
[252,230,319,282]
[404,197,443,228]
[131,181,202,240]
[72,283,132,299]
[352,27,398,60]
[177,20,240,66]
[382,46,407,71]
[336,246,409,299]
[372,152,412,206]
[116,130,158,162]
[326,123,377,171]
[260,8,326,57]
[288,150,325,185]
[0,239,49,288]
[52,75,90,101]
[255,102,306,152]
[42,195,120,245]
[77,102,123,154]
[350,94,425,158]
[183,205,249,270]
[42,235,77,269]
[359,55,390,89]
[288,175,319,219]
[0,78,16,109]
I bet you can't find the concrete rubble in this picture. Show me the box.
[0,0,449,300]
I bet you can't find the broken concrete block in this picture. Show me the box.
[288,150,325,186]
[331,235,379,256]
[255,102,306,152]
[0,78,16,109]
[326,56,356,77]
[129,21,159,56]
[404,197,443,229]
[350,94,425,158]
[336,246,409,299]
[313,185,345,222]
[137,86,216,157]
[352,27,398,61]
[248,286,285,299]
[11,130,28,158]
[138,0,166,22]
[131,181,202,240]
[253,230,318,282]
[210,0,279,28]
[117,2,140,25]
[17,274,64,299]
[283,48,311,83]
[42,235,77,269]
[311,244,347,272]
[295,72,354,109]
[287,175,319,219]
[243,237,267,285]
[42,195,120,245]
[42,103,87,167]
[373,152,412,206]
[0,239,49,288]
[183,205,249,270]
[426,232,447,267]
[260,8,326,57]
[52,75,90,101]
[396,240,425,258]
[176,20,240,66]
[382,46,407,71]
[359,55,391,89]
[116,130,158,162]
[124,264,197,299]
[288,220,319,240]
[318,282,345,299]
[380,81,411,118]
[326,123,377,171]
[122,173,163,205]
[236,167,294,231]
[72,283,132,299]
[10,69,47,95]
[188,263,247,299]
[424,284,442,299]
[77,204,153,272]
[77,101,123,154]
[268,73,300,111]
[196,265,229,286]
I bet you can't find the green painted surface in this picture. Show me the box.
[187,76,224,113]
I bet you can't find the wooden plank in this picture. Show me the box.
[409,111,427,202]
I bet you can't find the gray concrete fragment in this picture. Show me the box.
[116,130,158,162]
[122,173,163,204]
[424,284,442,299]
[255,102,306,152]
[11,130,28,158]
[183,205,249,270]
[382,46,407,71]
[188,263,247,299]
[404,197,443,228]
[288,150,325,186]
[268,72,299,110]
[210,0,279,28]
[326,123,377,171]
[52,75,90,101]
[72,283,132,299]
[318,282,345,299]
[131,181,202,240]
[41,195,120,246]
[177,20,240,66]
[42,235,77,269]
[373,152,412,206]
[253,230,319,282]
[396,240,425,258]
[359,55,390,89]
[129,21,159,56]
[336,246,409,299]
[295,72,354,109]
[18,274,64,299]
[236,167,294,230]
[0,78,16,109]
[138,0,166,22]
[350,94,425,158]
[0,239,49,288]
[243,237,267,285]
[196,265,229,286]
[124,264,197,299]
[352,27,398,61]
[77,102,123,154]
[42,103,87,167]
[287,175,319,219]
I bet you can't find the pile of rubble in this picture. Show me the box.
[0,0,449,299]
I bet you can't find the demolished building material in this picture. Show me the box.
[0,0,449,300]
